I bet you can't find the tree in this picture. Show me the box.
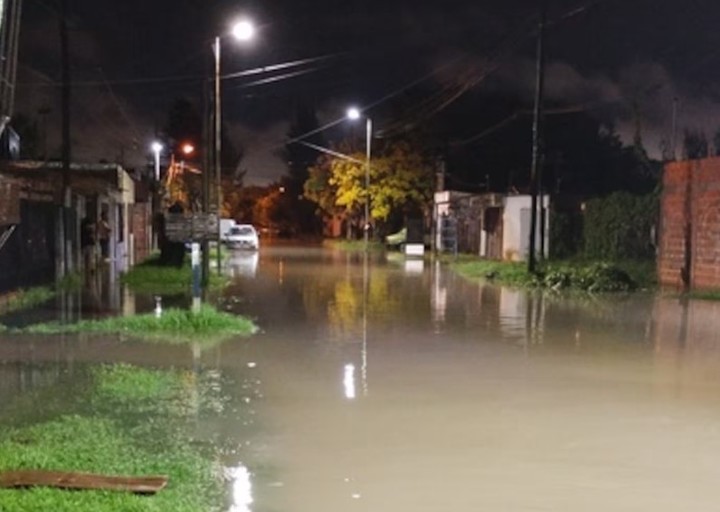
[712,128,720,157]
[164,98,203,157]
[276,102,325,235]
[222,184,266,224]
[683,128,709,160]
[305,140,435,239]
[305,153,345,235]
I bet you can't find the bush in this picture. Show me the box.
[452,259,639,293]
[583,191,658,260]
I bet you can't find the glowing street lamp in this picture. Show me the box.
[181,142,195,156]
[151,141,163,181]
[231,19,255,42]
[212,18,256,273]
[346,106,372,248]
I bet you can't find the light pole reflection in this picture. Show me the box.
[342,251,369,400]
[361,249,369,396]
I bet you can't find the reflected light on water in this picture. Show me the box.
[403,259,424,274]
[343,364,356,399]
[431,260,447,331]
[228,464,253,512]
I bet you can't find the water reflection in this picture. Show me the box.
[11,247,720,511]
[403,258,424,274]
[226,464,253,512]
[229,251,259,278]
[343,363,356,400]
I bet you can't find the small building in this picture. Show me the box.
[433,190,550,261]
[0,161,141,291]
[503,195,550,262]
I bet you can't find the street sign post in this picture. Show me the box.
[164,213,218,242]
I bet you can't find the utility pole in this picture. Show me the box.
[201,68,211,287]
[214,36,222,274]
[528,6,546,274]
[1,0,22,125]
[59,0,72,277]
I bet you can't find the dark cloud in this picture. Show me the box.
[13,0,720,181]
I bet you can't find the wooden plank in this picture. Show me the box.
[0,470,168,494]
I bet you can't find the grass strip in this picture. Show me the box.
[0,287,55,315]
[121,255,229,295]
[20,305,257,345]
[323,239,385,252]
[449,258,656,293]
[687,290,720,301]
[0,364,227,512]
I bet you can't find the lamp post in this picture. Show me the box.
[213,18,255,274]
[346,107,372,249]
[151,141,163,181]
[150,141,163,251]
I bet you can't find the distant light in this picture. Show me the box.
[346,107,361,120]
[151,141,163,154]
[181,143,195,155]
[232,19,255,42]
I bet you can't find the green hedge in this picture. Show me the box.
[583,191,658,261]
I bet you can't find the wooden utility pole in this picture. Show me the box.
[58,0,72,276]
[528,7,546,274]
[201,60,211,287]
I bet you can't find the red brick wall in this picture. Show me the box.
[132,203,151,263]
[659,157,720,290]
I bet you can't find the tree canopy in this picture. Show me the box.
[305,140,435,237]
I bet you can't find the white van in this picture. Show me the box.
[226,224,259,250]
[220,219,237,242]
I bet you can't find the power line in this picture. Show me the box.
[452,101,611,146]
[18,54,338,88]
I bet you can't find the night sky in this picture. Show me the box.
[14,0,720,184]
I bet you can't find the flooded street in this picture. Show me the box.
[3,245,720,510]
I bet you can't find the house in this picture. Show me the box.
[0,161,144,292]
[433,190,550,261]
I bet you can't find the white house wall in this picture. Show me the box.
[503,195,550,261]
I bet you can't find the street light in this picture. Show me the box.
[346,107,372,248]
[181,142,195,156]
[151,141,163,181]
[212,17,256,274]
[150,141,163,251]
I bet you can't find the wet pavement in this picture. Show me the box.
[3,245,720,510]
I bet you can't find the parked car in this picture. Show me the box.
[220,218,237,242]
[226,224,259,250]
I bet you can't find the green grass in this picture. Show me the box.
[687,290,720,301]
[449,257,656,293]
[56,271,84,292]
[121,255,228,294]
[323,239,385,252]
[0,364,229,511]
[20,305,257,345]
[93,364,181,405]
[0,286,55,315]
[209,244,229,260]
[450,258,532,286]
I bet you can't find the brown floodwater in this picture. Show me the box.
[3,245,720,511]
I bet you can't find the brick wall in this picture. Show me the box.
[659,158,720,290]
[131,203,151,263]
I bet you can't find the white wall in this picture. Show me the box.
[433,190,472,251]
[503,195,550,261]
